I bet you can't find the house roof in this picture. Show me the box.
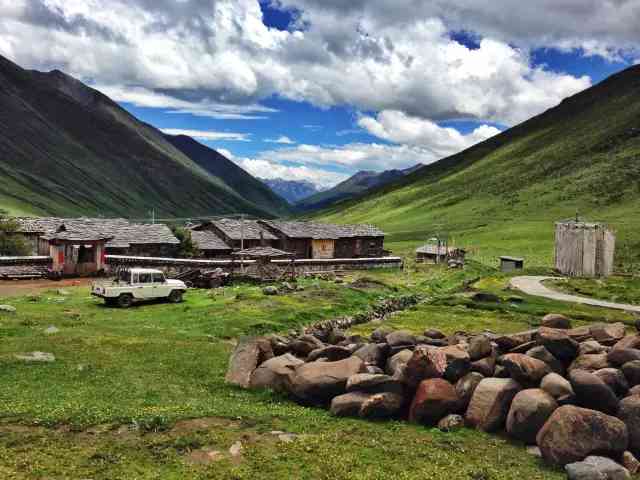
[232,246,294,258]
[42,231,113,242]
[207,219,277,241]
[260,220,384,239]
[13,218,179,247]
[190,230,232,251]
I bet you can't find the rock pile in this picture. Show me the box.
[227,313,640,477]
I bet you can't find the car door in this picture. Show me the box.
[135,272,154,299]
[152,272,169,298]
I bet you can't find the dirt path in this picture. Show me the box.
[509,275,640,313]
[0,278,93,298]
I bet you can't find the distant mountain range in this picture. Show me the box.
[0,54,290,218]
[260,178,321,204]
[295,164,423,211]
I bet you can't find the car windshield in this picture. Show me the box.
[117,270,131,283]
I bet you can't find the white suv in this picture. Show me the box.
[92,268,187,307]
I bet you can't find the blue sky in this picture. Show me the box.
[1,0,637,188]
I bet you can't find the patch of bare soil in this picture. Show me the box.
[0,278,93,297]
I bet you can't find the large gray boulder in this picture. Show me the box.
[353,343,388,366]
[288,356,366,404]
[466,378,521,432]
[536,405,628,466]
[565,456,630,480]
[618,395,640,454]
[250,353,304,390]
[569,369,619,415]
[386,349,413,376]
[468,335,492,361]
[386,330,416,348]
[289,334,324,357]
[506,388,557,444]
[226,337,274,388]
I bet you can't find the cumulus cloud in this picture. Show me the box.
[0,0,595,126]
[160,128,250,142]
[264,135,296,144]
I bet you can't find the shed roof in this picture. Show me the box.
[42,231,113,242]
[260,220,384,239]
[190,230,232,251]
[500,256,524,262]
[232,246,294,258]
[207,219,277,241]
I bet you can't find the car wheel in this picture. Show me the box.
[117,294,133,308]
[168,290,183,303]
[104,297,117,307]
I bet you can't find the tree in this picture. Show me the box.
[0,210,29,256]
[171,225,199,258]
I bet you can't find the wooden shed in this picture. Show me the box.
[500,256,524,272]
[416,245,465,264]
[554,220,615,277]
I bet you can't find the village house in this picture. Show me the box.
[259,220,386,259]
[191,219,278,250]
[415,244,466,264]
[189,230,233,258]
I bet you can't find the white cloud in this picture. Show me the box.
[160,128,250,142]
[265,135,296,144]
[0,0,596,126]
[358,110,501,156]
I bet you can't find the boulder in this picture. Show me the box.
[386,349,413,376]
[400,346,447,387]
[289,335,325,357]
[330,391,370,417]
[438,414,465,432]
[455,372,485,410]
[567,326,595,343]
[424,329,446,339]
[371,327,392,343]
[594,368,629,397]
[409,378,459,425]
[565,456,630,480]
[614,336,640,351]
[579,340,607,356]
[536,405,628,466]
[591,323,626,346]
[353,343,388,366]
[541,372,575,399]
[628,385,640,397]
[262,286,279,296]
[288,356,366,404]
[327,329,347,345]
[618,395,640,454]
[346,373,403,395]
[541,313,571,330]
[608,349,640,367]
[466,378,521,432]
[365,365,384,375]
[537,327,579,361]
[569,369,619,415]
[250,353,304,390]
[307,345,352,362]
[468,335,493,361]
[0,305,16,314]
[439,345,471,382]
[470,355,496,377]
[226,337,273,388]
[386,330,416,348]
[472,292,500,303]
[622,451,640,475]
[500,353,551,386]
[622,361,640,387]
[506,388,558,444]
[494,330,538,352]
[570,354,611,373]
[526,345,564,375]
[360,392,404,419]
[269,335,291,356]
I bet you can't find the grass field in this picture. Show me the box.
[0,265,637,479]
[545,275,640,306]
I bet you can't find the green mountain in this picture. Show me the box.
[296,164,423,211]
[315,64,640,269]
[0,55,291,218]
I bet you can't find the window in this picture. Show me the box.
[138,273,152,284]
[152,273,165,283]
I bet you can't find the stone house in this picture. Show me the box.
[191,219,278,250]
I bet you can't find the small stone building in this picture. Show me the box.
[42,230,111,276]
[555,220,615,277]
[416,245,466,264]
[189,230,233,258]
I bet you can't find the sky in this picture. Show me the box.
[0,1,638,189]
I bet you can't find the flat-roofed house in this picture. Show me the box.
[332,224,385,258]
[189,230,233,258]
[192,219,278,250]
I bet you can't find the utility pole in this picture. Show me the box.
[240,213,245,274]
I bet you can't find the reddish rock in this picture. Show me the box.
[385,349,413,376]
[226,337,273,388]
[536,405,628,466]
[614,335,640,351]
[401,346,447,387]
[537,327,579,361]
[360,392,404,419]
[470,355,496,377]
[506,388,557,444]
[591,323,626,345]
[409,378,459,425]
[494,330,538,351]
[608,348,640,367]
[289,356,366,404]
[541,313,571,330]
[569,353,611,372]
[250,353,304,390]
[618,395,640,453]
[466,378,521,432]
[500,353,551,386]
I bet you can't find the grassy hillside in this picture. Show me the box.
[0,55,290,218]
[316,64,640,271]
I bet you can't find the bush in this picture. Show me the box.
[0,210,29,256]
